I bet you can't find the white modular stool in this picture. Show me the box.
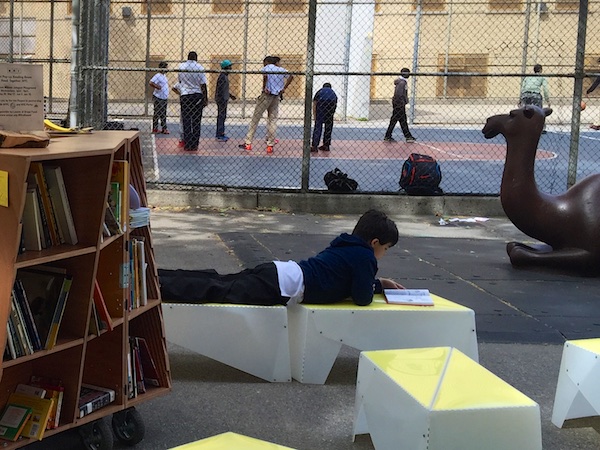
[287,294,478,384]
[163,303,291,382]
[552,337,600,427]
[169,432,296,449]
[353,347,542,450]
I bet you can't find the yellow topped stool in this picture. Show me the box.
[169,432,296,449]
[353,347,542,450]
[288,294,478,384]
[552,337,600,427]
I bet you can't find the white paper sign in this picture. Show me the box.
[0,63,44,131]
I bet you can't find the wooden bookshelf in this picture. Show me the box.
[0,131,171,448]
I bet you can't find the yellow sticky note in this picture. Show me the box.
[0,170,7,207]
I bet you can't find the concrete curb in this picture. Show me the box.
[147,189,506,217]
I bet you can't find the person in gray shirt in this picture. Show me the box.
[384,68,416,143]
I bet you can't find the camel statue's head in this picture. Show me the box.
[482,105,552,140]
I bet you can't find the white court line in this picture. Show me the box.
[414,141,467,159]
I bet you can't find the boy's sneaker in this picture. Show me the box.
[310,146,318,153]
[238,143,252,151]
[266,145,274,154]
[383,136,396,142]
[406,136,416,143]
[161,129,170,135]
[177,140,184,147]
[216,136,229,142]
[318,145,330,151]
[152,129,159,134]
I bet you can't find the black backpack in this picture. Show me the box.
[324,168,358,192]
[399,153,443,196]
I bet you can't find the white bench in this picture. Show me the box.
[552,337,600,427]
[162,303,291,382]
[353,347,542,450]
[287,294,478,384]
[169,431,296,449]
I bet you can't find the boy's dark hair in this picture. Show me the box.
[533,64,542,73]
[188,51,198,61]
[159,61,168,69]
[323,82,332,88]
[400,68,410,76]
[352,209,399,246]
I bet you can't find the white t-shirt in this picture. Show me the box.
[273,260,304,305]
[178,60,207,96]
[262,64,289,96]
[150,73,169,100]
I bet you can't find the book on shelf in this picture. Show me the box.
[88,301,101,336]
[109,181,121,224]
[0,402,32,441]
[131,338,146,394]
[111,160,130,231]
[13,280,43,351]
[93,279,113,332]
[17,266,73,350]
[7,392,54,440]
[29,376,64,430]
[22,189,44,251]
[136,336,160,387]
[78,384,115,418]
[104,201,123,236]
[15,384,46,399]
[28,162,61,245]
[43,165,78,245]
[5,322,17,360]
[26,174,52,249]
[383,289,435,306]
[9,295,33,356]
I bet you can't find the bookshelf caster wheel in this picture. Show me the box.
[112,407,145,446]
[79,418,114,450]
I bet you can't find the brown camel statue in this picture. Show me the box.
[482,105,600,276]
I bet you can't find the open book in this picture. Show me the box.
[384,289,434,306]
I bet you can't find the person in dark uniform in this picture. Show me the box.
[310,83,338,152]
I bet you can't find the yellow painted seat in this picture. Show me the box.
[169,432,296,449]
[552,338,600,427]
[288,294,478,384]
[353,347,542,450]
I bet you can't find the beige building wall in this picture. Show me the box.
[2,0,599,103]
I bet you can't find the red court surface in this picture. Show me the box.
[155,138,555,161]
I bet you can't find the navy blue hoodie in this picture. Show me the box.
[298,233,382,306]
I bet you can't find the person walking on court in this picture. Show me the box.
[215,59,237,142]
[149,61,170,134]
[586,58,600,130]
[311,82,338,152]
[384,68,416,143]
[520,64,550,133]
[178,51,208,152]
[239,56,293,154]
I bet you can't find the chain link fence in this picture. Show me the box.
[3,0,600,194]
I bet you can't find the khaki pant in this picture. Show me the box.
[245,92,280,146]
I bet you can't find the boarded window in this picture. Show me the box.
[412,0,446,11]
[489,0,522,11]
[142,0,172,15]
[209,55,242,100]
[555,0,578,10]
[277,55,304,99]
[273,0,305,14]
[212,0,244,14]
[436,53,488,98]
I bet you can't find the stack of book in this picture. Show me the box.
[129,207,150,229]
[78,384,115,418]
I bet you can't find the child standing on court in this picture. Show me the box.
[149,61,170,134]
[159,209,404,306]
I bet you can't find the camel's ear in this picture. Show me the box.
[523,107,534,119]
[544,107,553,117]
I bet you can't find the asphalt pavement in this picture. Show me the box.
[30,206,600,449]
